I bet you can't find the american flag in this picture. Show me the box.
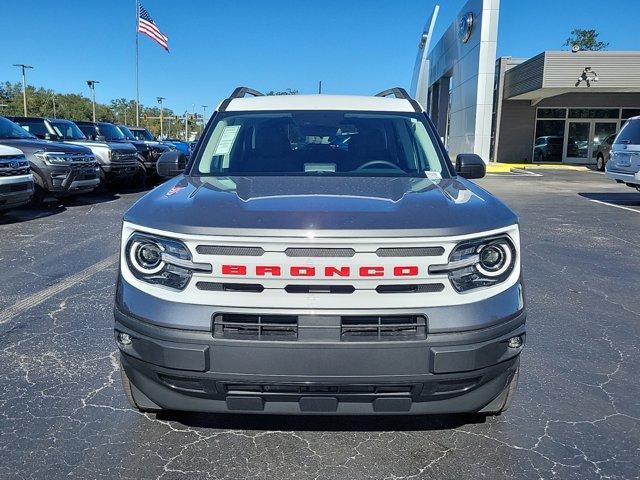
[138,3,169,52]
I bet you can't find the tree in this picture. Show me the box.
[564,29,609,51]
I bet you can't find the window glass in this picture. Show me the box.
[77,124,96,138]
[0,117,35,139]
[98,123,126,140]
[621,109,640,120]
[568,108,619,119]
[132,128,155,141]
[533,120,565,162]
[614,119,640,145]
[537,108,566,119]
[195,111,447,177]
[16,120,48,138]
[118,125,136,140]
[49,120,86,140]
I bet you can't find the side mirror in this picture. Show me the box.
[455,153,486,179]
[96,135,106,141]
[157,150,187,178]
[44,132,56,141]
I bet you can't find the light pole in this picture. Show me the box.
[13,64,33,116]
[52,94,57,118]
[202,105,208,122]
[86,80,100,122]
[157,96,165,139]
[184,111,189,140]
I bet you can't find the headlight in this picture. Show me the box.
[34,151,70,165]
[126,233,211,290]
[429,234,517,292]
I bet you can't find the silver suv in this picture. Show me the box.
[605,117,640,190]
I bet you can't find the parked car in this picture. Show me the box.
[117,125,171,182]
[0,144,33,214]
[605,116,640,191]
[533,136,563,162]
[114,87,525,417]
[8,117,138,185]
[595,133,616,171]
[161,137,191,157]
[0,116,99,205]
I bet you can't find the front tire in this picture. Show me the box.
[596,154,605,171]
[30,173,46,207]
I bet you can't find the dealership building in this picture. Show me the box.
[412,0,640,164]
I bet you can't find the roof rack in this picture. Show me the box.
[229,87,264,99]
[375,87,411,99]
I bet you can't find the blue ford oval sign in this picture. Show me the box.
[458,12,474,43]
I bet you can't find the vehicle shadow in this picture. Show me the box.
[155,410,486,431]
[0,202,67,224]
[579,192,640,206]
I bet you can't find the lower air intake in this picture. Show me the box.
[340,315,427,341]
[213,314,298,340]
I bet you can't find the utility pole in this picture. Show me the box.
[13,64,33,116]
[157,96,165,139]
[86,80,100,122]
[184,111,188,140]
[202,105,208,123]
[52,95,57,118]
[318,80,322,94]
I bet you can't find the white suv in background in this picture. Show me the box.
[0,144,33,214]
[606,116,640,191]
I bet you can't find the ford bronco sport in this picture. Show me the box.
[115,87,525,416]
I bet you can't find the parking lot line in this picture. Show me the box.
[0,253,118,325]
[587,198,640,214]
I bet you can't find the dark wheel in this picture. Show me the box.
[536,151,544,163]
[132,162,148,188]
[30,173,46,207]
[596,154,606,171]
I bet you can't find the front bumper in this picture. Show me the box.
[0,175,34,210]
[43,163,100,196]
[102,163,139,179]
[114,278,526,415]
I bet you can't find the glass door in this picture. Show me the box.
[591,122,618,163]
[565,122,590,162]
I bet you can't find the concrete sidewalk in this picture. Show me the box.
[486,162,589,173]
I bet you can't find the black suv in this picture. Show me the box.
[117,125,171,182]
[0,116,99,204]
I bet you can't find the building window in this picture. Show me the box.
[621,108,640,120]
[533,120,565,162]
[536,108,566,119]
[568,108,619,119]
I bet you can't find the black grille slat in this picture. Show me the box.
[285,248,356,257]
[196,245,265,256]
[197,282,264,293]
[285,284,355,294]
[340,315,427,341]
[376,247,445,257]
[213,314,298,340]
[223,383,414,395]
[376,283,445,294]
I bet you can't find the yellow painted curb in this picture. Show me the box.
[486,162,589,173]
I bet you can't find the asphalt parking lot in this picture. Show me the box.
[0,169,638,480]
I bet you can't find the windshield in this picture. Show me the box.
[50,120,86,140]
[132,128,155,141]
[194,111,447,177]
[98,123,126,141]
[118,125,136,140]
[0,117,35,139]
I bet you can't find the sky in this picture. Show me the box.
[2,0,639,117]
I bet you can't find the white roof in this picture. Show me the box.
[0,144,24,156]
[224,94,418,113]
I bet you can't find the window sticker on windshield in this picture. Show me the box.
[214,125,241,155]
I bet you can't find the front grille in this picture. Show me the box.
[223,383,414,395]
[111,152,137,163]
[0,156,30,177]
[376,247,444,257]
[284,284,355,294]
[340,315,427,341]
[213,314,298,340]
[196,245,265,256]
[285,247,356,257]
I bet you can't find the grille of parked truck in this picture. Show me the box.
[0,116,99,205]
[114,87,526,416]
[0,144,34,213]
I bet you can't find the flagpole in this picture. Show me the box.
[135,0,140,127]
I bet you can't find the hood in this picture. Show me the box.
[0,138,92,155]
[124,175,518,237]
[0,144,24,156]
